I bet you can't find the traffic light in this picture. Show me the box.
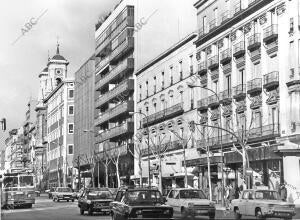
[1,118,6,131]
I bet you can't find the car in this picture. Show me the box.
[110,187,174,220]
[78,188,113,216]
[231,189,296,220]
[52,187,75,202]
[47,188,56,199]
[165,188,215,219]
[35,190,41,197]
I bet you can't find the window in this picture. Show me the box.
[225,74,231,93]
[179,61,183,80]
[146,81,149,97]
[68,105,74,115]
[189,55,193,75]
[139,85,142,101]
[68,124,74,134]
[170,66,173,85]
[68,145,73,154]
[238,69,245,85]
[153,76,156,94]
[253,111,262,128]
[68,89,74,98]
[161,72,165,89]
[290,17,294,33]
[253,62,261,78]
[214,8,218,25]
[202,16,207,33]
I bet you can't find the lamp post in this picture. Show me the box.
[187,84,225,206]
[129,111,151,187]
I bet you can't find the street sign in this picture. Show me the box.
[245,168,253,176]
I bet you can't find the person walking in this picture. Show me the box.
[280,184,287,201]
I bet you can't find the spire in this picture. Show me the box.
[56,36,60,54]
[47,50,50,61]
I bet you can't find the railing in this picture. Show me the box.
[233,84,246,97]
[220,89,232,101]
[220,49,231,63]
[95,56,110,73]
[248,33,261,47]
[95,79,134,108]
[221,11,230,23]
[207,55,219,69]
[200,74,207,84]
[264,71,279,87]
[263,24,278,41]
[141,140,184,156]
[110,16,134,40]
[209,19,217,31]
[95,58,134,90]
[142,103,184,126]
[197,97,209,109]
[233,41,245,56]
[207,94,219,106]
[247,78,262,92]
[110,37,134,63]
[95,100,134,126]
[233,2,242,15]
[96,121,134,143]
[198,61,207,74]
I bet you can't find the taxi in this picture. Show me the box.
[165,188,215,219]
[231,188,296,220]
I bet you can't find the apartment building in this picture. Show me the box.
[42,45,75,188]
[74,56,96,187]
[191,0,300,202]
[135,33,199,189]
[94,0,135,186]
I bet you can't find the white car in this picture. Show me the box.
[166,188,215,219]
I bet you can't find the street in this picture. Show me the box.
[1,194,300,220]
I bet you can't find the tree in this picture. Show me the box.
[98,149,111,187]
[83,154,96,188]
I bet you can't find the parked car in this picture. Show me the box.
[231,189,296,220]
[52,187,75,202]
[47,188,56,199]
[78,188,113,216]
[110,187,174,220]
[165,188,215,219]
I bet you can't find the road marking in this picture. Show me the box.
[3,204,77,214]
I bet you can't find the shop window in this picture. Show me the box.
[68,105,74,115]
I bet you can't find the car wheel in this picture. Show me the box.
[255,209,265,220]
[181,207,188,219]
[72,199,74,202]
[80,207,84,215]
[209,213,215,220]
[67,200,69,202]
[234,207,242,220]
[88,207,93,216]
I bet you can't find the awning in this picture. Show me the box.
[186,156,222,167]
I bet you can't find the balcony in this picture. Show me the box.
[95,121,134,143]
[95,56,110,73]
[233,84,246,100]
[263,71,279,90]
[233,2,242,15]
[197,98,209,111]
[99,143,132,159]
[199,113,208,124]
[220,49,232,65]
[248,0,261,6]
[263,24,278,43]
[95,58,134,91]
[248,124,280,140]
[95,100,134,126]
[207,55,219,70]
[141,140,184,156]
[110,15,134,40]
[142,103,184,127]
[247,78,262,94]
[110,37,134,64]
[95,38,111,58]
[209,19,217,31]
[221,11,231,24]
[198,61,207,75]
[233,41,245,58]
[95,79,134,108]
[247,33,261,51]
[220,89,232,104]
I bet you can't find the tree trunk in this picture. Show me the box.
[242,148,247,188]
[139,159,142,187]
[207,151,212,201]
[105,164,108,187]
[91,165,95,187]
[159,157,163,193]
[115,161,120,188]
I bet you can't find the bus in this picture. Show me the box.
[1,172,35,208]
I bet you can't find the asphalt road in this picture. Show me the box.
[2,194,300,220]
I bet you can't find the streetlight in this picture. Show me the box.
[187,83,225,206]
[129,111,151,188]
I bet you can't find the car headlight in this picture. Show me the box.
[87,200,92,204]
[188,203,194,208]
[27,194,32,198]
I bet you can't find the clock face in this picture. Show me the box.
[55,69,63,77]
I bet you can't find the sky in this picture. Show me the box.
[0,0,119,148]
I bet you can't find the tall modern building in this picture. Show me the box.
[191,0,300,203]
[73,55,96,188]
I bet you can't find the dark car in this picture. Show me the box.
[78,188,113,216]
[110,187,174,220]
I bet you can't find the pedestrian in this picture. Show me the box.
[234,186,240,199]
[280,184,287,201]
[213,184,219,203]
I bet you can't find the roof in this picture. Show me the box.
[42,67,48,72]
[51,43,67,61]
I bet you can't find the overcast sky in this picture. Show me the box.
[0,0,119,148]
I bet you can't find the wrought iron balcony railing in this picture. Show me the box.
[197,97,209,111]
[247,33,261,51]
[263,71,279,90]
[207,55,219,70]
[233,84,246,99]
[220,49,232,64]
[110,37,134,64]
[198,61,207,75]
[263,24,278,43]
[247,78,262,94]
[233,41,245,58]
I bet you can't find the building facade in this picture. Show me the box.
[94,0,135,186]
[191,0,300,203]
[74,55,95,188]
[135,33,198,190]
[42,45,75,188]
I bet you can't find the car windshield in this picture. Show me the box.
[87,191,112,199]
[179,190,206,199]
[126,190,162,204]
[57,188,72,192]
[255,191,280,200]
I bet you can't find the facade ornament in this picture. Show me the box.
[230,32,236,41]
[250,94,262,109]
[276,3,286,16]
[235,100,246,113]
[222,104,233,117]
[266,89,279,105]
[259,14,267,25]
[206,46,212,55]
[196,50,201,61]
[210,108,220,121]
[199,112,208,124]
[218,39,224,49]
[244,22,252,34]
